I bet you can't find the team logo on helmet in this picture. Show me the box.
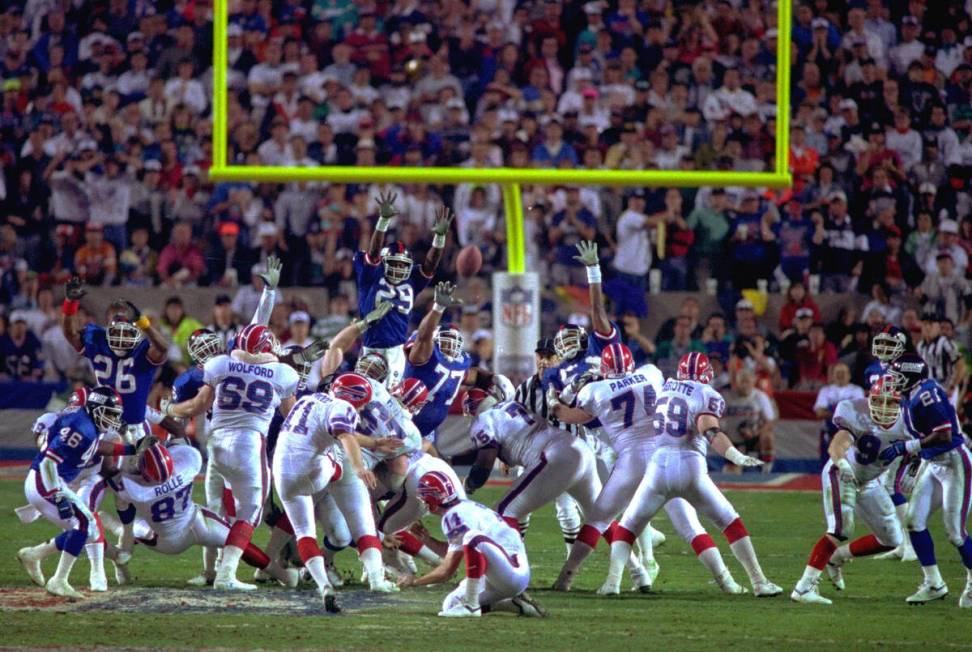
[868,375,901,427]
[85,386,124,432]
[355,351,389,383]
[887,353,929,394]
[436,325,464,360]
[872,325,907,363]
[381,242,413,285]
[236,324,275,355]
[330,373,373,409]
[678,352,714,384]
[554,324,587,360]
[67,387,89,409]
[188,328,224,366]
[139,442,175,484]
[394,378,430,414]
[417,470,460,511]
[600,342,634,378]
[462,388,492,416]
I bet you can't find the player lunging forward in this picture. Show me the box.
[397,471,546,618]
[164,324,299,590]
[885,354,972,607]
[604,353,782,597]
[355,192,452,387]
[792,377,910,604]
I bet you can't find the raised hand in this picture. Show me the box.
[65,276,86,301]
[364,301,393,326]
[135,434,159,456]
[573,240,599,267]
[260,254,282,290]
[54,492,74,520]
[294,338,329,365]
[122,300,142,321]
[431,206,454,238]
[434,282,462,309]
[375,191,400,221]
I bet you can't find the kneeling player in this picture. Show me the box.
[396,471,545,618]
[791,377,910,604]
[112,442,297,589]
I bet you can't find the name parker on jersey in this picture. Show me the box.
[609,374,647,392]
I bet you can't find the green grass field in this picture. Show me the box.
[1,479,970,651]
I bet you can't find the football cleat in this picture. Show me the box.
[629,563,654,593]
[187,571,215,586]
[596,577,621,596]
[322,587,341,614]
[641,557,660,586]
[213,577,258,592]
[325,560,344,587]
[511,592,548,617]
[826,562,845,591]
[438,602,482,618]
[253,567,273,583]
[552,567,575,592]
[959,585,972,609]
[753,580,783,597]
[906,582,948,604]
[716,573,747,595]
[648,524,667,548]
[901,546,917,562]
[46,577,85,600]
[112,559,131,586]
[368,575,400,593]
[17,548,45,587]
[790,585,833,605]
[89,571,108,592]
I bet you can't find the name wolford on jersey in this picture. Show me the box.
[203,355,300,432]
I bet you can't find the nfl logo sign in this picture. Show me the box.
[501,287,533,327]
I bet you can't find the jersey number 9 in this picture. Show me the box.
[652,396,690,437]
[217,376,274,414]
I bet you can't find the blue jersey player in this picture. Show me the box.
[60,277,169,439]
[883,353,972,608]
[404,282,494,448]
[18,386,139,599]
[355,192,453,388]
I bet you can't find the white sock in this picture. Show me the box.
[464,576,483,607]
[729,537,767,585]
[86,542,105,579]
[217,545,244,580]
[415,545,441,566]
[52,551,78,583]
[697,547,730,582]
[636,526,655,564]
[305,556,331,592]
[360,547,383,579]
[203,547,217,574]
[29,539,58,560]
[830,544,852,565]
[921,564,944,587]
[797,565,823,591]
[606,541,631,586]
[264,526,292,563]
[966,568,972,586]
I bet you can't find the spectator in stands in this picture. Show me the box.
[0,312,44,381]
[924,219,968,275]
[700,312,732,362]
[812,362,864,460]
[73,223,116,286]
[656,297,704,345]
[815,191,862,292]
[119,226,157,287]
[658,188,694,290]
[548,187,595,286]
[608,189,653,317]
[778,198,816,283]
[160,296,203,365]
[655,314,705,379]
[726,190,777,289]
[206,221,251,287]
[779,281,821,331]
[157,221,205,287]
[795,322,837,390]
[207,294,241,348]
[779,307,814,387]
[686,188,730,287]
[720,367,777,471]
[917,252,972,326]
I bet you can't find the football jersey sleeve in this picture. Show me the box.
[831,399,858,435]
[80,323,102,355]
[353,250,381,286]
[470,412,499,449]
[699,385,726,419]
[328,401,358,435]
[589,321,621,353]
[202,356,226,387]
[574,383,598,415]
[276,365,300,399]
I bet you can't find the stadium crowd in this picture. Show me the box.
[1,1,972,400]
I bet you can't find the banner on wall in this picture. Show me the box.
[492,272,540,388]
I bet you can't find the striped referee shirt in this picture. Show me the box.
[515,373,581,436]
[917,335,960,385]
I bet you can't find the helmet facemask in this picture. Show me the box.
[554,326,586,360]
[188,331,224,365]
[355,352,389,383]
[107,320,143,357]
[91,402,124,432]
[872,331,905,362]
[383,255,412,284]
[868,382,901,427]
[436,328,464,360]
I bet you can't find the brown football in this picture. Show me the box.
[456,245,483,277]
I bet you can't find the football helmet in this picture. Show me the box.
[107,319,143,357]
[436,325,464,360]
[86,385,124,432]
[330,373,373,409]
[67,387,89,409]
[394,378,429,414]
[284,344,311,392]
[600,342,634,378]
[417,470,461,511]
[355,351,389,383]
[678,352,714,384]
[554,324,588,360]
[868,375,901,427]
[381,242,413,285]
[139,442,175,484]
[235,324,275,355]
[872,325,908,363]
[188,328,224,366]
[462,388,492,416]
[887,353,930,394]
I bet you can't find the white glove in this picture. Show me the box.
[898,458,922,496]
[491,374,515,402]
[725,447,763,467]
[835,458,856,485]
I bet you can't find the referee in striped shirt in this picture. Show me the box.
[916,312,966,405]
[515,337,562,425]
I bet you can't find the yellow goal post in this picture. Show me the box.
[208,0,793,273]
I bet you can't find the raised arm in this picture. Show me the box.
[697,413,764,467]
[421,205,454,278]
[60,277,86,352]
[546,387,595,424]
[123,300,168,364]
[251,254,282,326]
[408,282,461,366]
[165,384,216,419]
[367,191,398,261]
[573,241,613,336]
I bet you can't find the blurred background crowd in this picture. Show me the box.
[1,0,972,427]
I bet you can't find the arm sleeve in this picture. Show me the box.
[756,390,777,421]
[250,286,276,327]
[469,415,499,449]
[701,386,726,418]
[202,357,222,387]
[812,387,831,411]
[328,403,359,435]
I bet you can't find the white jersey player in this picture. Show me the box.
[358,376,424,481]
[272,373,397,610]
[792,378,914,604]
[548,343,664,591]
[396,471,545,618]
[112,443,296,587]
[164,324,299,591]
[609,353,783,598]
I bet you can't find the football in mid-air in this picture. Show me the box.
[456,245,482,278]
